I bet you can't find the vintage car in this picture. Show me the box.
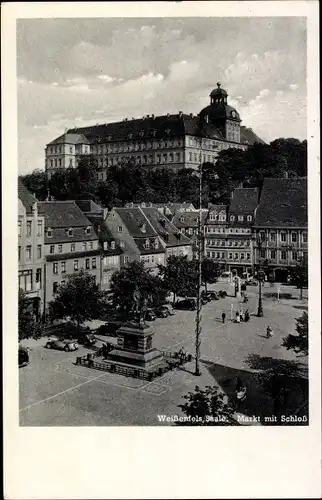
[174,299,197,311]
[18,346,30,367]
[78,332,97,347]
[45,339,79,351]
[153,307,169,318]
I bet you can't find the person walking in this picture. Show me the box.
[244,309,250,323]
[236,311,240,324]
[266,325,273,338]
[240,311,244,322]
[222,312,226,324]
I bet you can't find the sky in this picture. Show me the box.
[17,17,307,174]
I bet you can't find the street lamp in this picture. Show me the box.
[195,140,203,376]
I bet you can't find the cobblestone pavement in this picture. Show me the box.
[19,283,308,426]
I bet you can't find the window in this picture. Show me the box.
[58,244,62,253]
[37,245,42,259]
[47,228,52,238]
[53,262,58,274]
[234,253,239,260]
[280,232,286,242]
[154,238,159,249]
[230,215,235,221]
[124,256,129,264]
[238,215,244,222]
[260,249,266,259]
[189,153,192,161]
[74,260,79,271]
[247,215,252,222]
[89,241,93,250]
[246,253,251,260]
[259,231,265,241]
[70,146,73,153]
[18,246,21,261]
[111,241,116,249]
[270,250,276,259]
[302,232,307,243]
[92,258,97,269]
[18,221,21,236]
[85,226,91,235]
[71,243,75,252]
[61,280,66,286]
[270,233,276,242]
[291,232,297,243]
[120,241,125,248]
[26,221,32,236]
[26,245,32,260]
[82,242,87,251]
[144,239,150,249]
[206,251,210,258]
[240,253,245,260]
[53,282,59,294]
[35,269,42,289]
[228,253,233,259]
[292,251,298,261]
[210,213,217,221]
[37,220,43,236]
[280,250,287,260]
[50,245,55,254]
[61,261,66,273]
[221,252,225,259]
[216,252,220,259]
[118,226,123,232]
[67,228,73,237]
[85,258,90,270]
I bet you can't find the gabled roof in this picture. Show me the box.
[37,201,93,228]
[18,178,38,213]
[172,210,208,228]
[229,188,259,214]
[114,208,156,238]
[47,132,90,146]
[208,204,227,211]
[254,177,307,227]
[140,207,192,247]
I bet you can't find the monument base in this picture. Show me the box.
[104,320,164,371]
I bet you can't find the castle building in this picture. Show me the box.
[45,83,264,180]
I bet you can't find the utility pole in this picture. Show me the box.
[195,140,203,376]
[256,234,265,317]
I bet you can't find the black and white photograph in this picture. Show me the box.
[2,1,321,499]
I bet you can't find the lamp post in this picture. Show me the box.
[195,140,203,376]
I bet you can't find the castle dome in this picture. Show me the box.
[199,82,241,123]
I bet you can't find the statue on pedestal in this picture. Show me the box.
[131,287,148,324]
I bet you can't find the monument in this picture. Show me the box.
[104,288,164,372]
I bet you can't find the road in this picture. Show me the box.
[19,282,308,426]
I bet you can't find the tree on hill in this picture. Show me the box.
[282,311,308,356]
[48,270,106,333]
[19,170,47,200]
[178,385,235,425]
[18,290,43,341]
[110,261,167,316]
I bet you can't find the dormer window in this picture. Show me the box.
[140,223,146,233]
[238,215,244,222]
[118,226,123,232]
[154,238,159,249]
[180,216,185,222]
[111,241,115,249]
[85,226,91,235]
[67,228,73,237]
[144,239,150,249]
[247,215,252,221]
[104,242,108,250]
[230,215,235,221]
[139,130,144,137]
[47,227,52,238]
[210,213,217,221]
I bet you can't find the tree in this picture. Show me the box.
[290,256,308,299]
[110,261,167,316]
[178,385,235,425]
[48,270,106,333]
[158,255,197,304]
[282,311,308,356]
[19,170,47,200]
[18,290,43,341]
[201,258,220,293]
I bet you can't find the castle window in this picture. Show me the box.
[230,215,235,221]
[238,215,244,222]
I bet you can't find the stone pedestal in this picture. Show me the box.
[107,321,163,371]
[235,276,242,299]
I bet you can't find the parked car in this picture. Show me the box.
[162,304,175,315]
[202,291,219,301]
[45,339,79,351]
[154,307,169,318]
[174,299,197,311]
[78,332,97,347]
[96,321,123,337]
[18,346,29,367]
[145,309,156,321]
[201,291,212,304]
[218,290,228,298]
